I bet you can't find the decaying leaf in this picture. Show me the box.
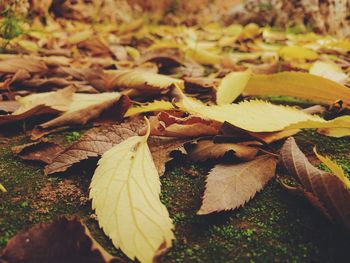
[0,57,48,74]
[198,155,277,215]
[32,93,130,139]
[216,70,251,105]
[12,140,64,164]
[280,137,350,231]
[148,137,187,176]
[186,139,258,162]
[244,72,350,105]
[0,216,119,263]
[0,86,74,125]
[149,111,221,137]
[0,100,20,114]
[89,119,174,263]
[106,69,183,95]
[45,120,144,175]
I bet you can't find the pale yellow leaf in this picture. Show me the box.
[244,72,350,105]
[89,120,174,263]
[125,101,174,117]
[313,148,350,189]
[178,97,350,136]
[216,70,251,105]
[68,30,94,44]
[186,48,222,65]
[309,61,347,84]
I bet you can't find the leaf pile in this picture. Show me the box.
[2,4,350,263]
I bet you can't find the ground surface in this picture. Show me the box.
[1,126,350,262]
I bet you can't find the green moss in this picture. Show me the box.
[1,131,350,262]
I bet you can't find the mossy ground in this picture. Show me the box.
[1,129,350,262]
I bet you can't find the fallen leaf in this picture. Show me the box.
[32,93,130,139]
[280,137,350,231]
[125,101,174,117]
[313,148,350,189]
[0,57,48,74]
[149,137,187,176]
[179,96,350,135]
[183,77,219,93]
[0,101,20,114]
[89,119,174,263]
[186,48,222,65]
[279,46,318,61]
[309,61,348,84]
[106,69,183,95]
[45,120,144,175]
[149,111,221,137]
[216,70,251,105]
[198,155,277,215]
[186,139,258,162]
[12,140,64,164]
[0,183,7,193]
[0,86,75,125]
[244,72,350,105]
[0,216,119,263]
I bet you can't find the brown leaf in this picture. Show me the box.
[149,111,221,137]
[0,57,48,74]
[148,137,187,176]
[186,139,258,162]
[44,120,145,175]
[280,137,350,231]
[31,94,130,140]
[0,69,31,90]
[0,216,121,263]
[0,101,20,114]
[0,86,75,126]
[12,140,64,164]
[138,48,183,69]
[198,155,277,215]
[184,77,220,94]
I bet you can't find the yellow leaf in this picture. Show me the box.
[186,48,222,65]
[279,46,318,61]
[309,61,347,84]
[68,30,94,44]
[89,119,174,263]
[216,70,252,105]
[125,46,140,60]
[178,97,350,136]
[125,101,174,117]
[313,148,350,189]
[0,183,7,193]
[244,72,350,105]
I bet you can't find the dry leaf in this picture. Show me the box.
[106,69,183,95]
[179,96,350,135]
[45,120,144,175]
[244,72,350,105]
[309,61,348,84]
[0,86,74,126]
[125,101,174,117]
[89,119,174,263]
[313,148,350,189]
[186,139,258,162]
[0,101,20,114]
[148,137,187,176]
[32,93,130,139]
[12,140,64,164]
[216,70,251,105]
[280,137,350,231]
[279,46,318,61]
[0,216,119,263]
[198,155,277,215]
[0,57,47,74]
[149,111,221,137]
